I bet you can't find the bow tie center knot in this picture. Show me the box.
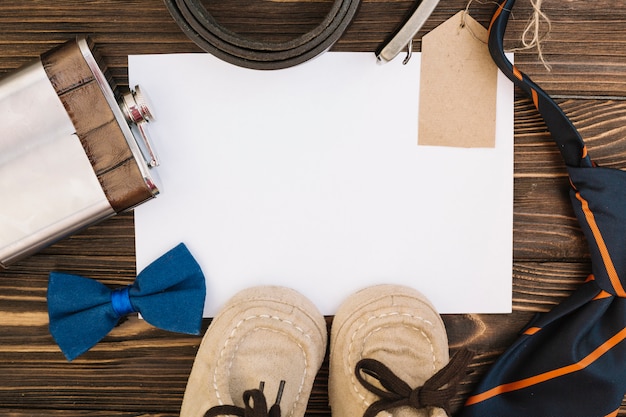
[111,285,136,317]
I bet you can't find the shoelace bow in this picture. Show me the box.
[356,348,474,417]
[204,381,285,417]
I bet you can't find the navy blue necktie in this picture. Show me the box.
[47,243,206,361]
[460,2,626,416]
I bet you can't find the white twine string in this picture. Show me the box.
[462,0,553,71]
[511,0,552,70]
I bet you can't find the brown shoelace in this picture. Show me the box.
[355,348,474,417]
[204,381,285,417]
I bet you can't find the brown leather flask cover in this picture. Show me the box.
[0,37,159,267]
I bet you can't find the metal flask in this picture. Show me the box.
[0,37,159,267]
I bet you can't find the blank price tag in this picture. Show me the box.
[418,11,498,148]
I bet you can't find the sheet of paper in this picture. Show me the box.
[129,51,514,316]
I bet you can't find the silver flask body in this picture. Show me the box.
[0,37,159,267]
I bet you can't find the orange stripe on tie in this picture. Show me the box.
[465,327,626,406]
[531,89,539,109]
[575,191,626,297]
[605,409,619,417]
[488,1,505,33]
[523,326,541,335]
[582,145,588,159]
[512,65,523,81]
[594,290,613,301]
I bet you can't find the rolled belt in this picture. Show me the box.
[163,0,361,70]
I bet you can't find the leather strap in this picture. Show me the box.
[163,0,361,70]
[41,39,156,212]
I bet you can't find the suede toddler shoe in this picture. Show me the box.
[329,284,472,417]
[180,286,327,417]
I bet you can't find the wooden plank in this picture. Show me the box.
[0,0,625,415]
[0,1,621,96]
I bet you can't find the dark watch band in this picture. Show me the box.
[163,0,361,70]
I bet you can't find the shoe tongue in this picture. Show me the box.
[228,328,305,411]
[361,325,443,389]
[358,323,451,417]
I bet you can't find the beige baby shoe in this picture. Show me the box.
[180,286,327,417]
[329,284,472,417]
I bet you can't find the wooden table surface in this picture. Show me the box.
[1,0,625,415]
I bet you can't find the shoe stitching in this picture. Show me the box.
[213,313,312,417]
[346,312,438,413]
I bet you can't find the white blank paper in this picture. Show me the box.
[130,52,514,316]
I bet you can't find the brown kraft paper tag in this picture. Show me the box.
[418,10,498,148]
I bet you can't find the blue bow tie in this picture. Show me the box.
[47,243,206,361]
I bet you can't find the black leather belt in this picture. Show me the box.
[163,0,361,70]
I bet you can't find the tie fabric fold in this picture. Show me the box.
[460,1,626,416]
[47,243,206,361]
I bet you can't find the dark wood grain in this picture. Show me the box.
[1,0,626,415]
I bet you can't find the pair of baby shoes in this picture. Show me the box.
[179,284,472,417]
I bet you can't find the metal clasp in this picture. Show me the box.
[119,85,159,168]
[376,0,441,64]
